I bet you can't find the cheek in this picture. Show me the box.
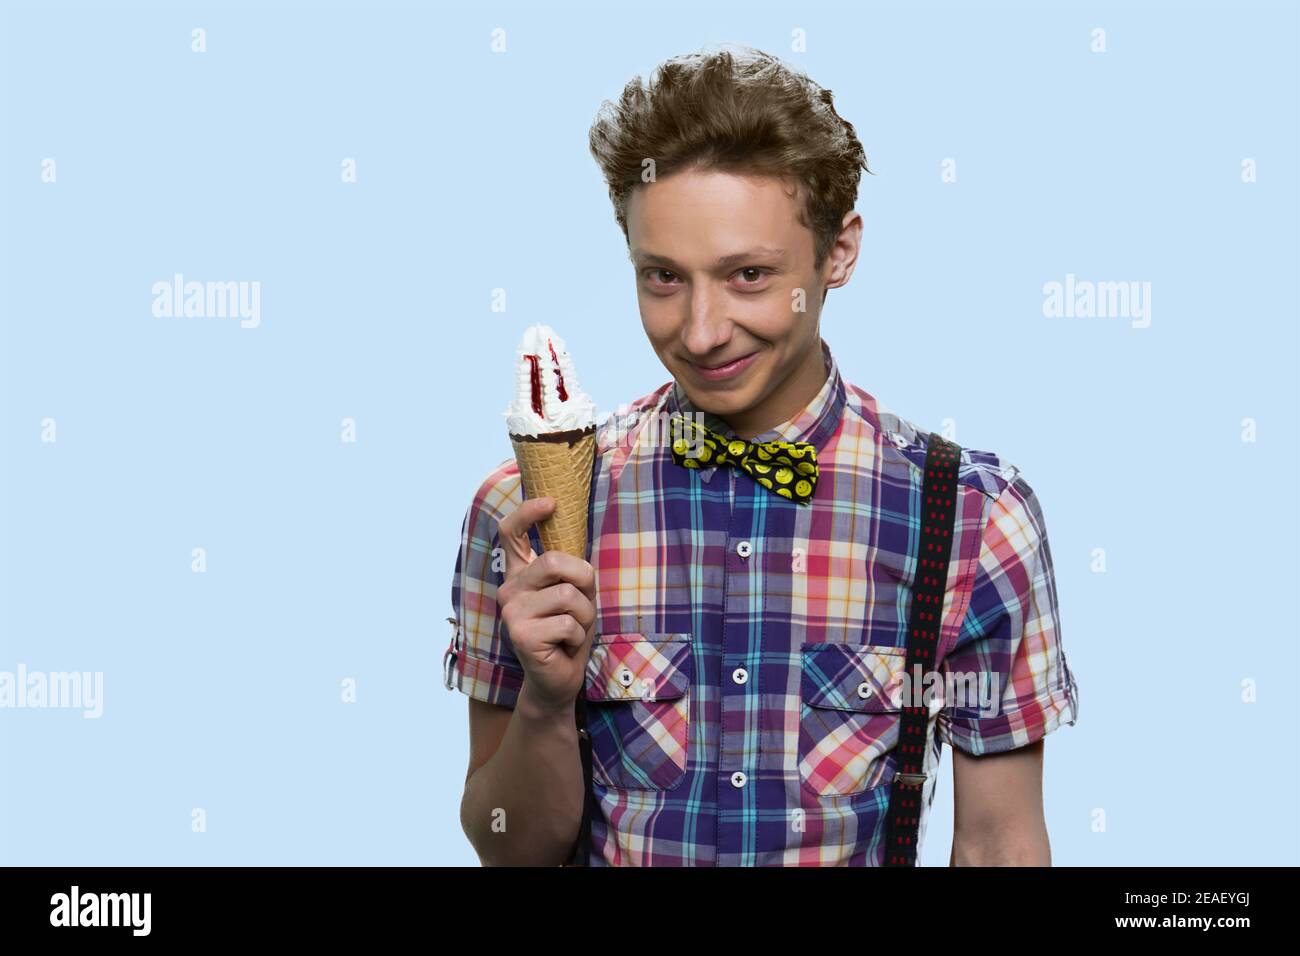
[639,303,678,349]
[744,281,811,330]
[736,304,803,347]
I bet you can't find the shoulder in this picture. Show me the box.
[841,381,1027,504]
[593,381,677,470]
[461,457,524,540]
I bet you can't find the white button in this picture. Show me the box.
[732,667,748,685]
[730,771,747,788]
[618,668,634,687]
[890,433,907,448]
[736,540,752,558]
[857,681,873,699]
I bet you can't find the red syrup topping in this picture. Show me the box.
[547,339,569,402]
[526,354,543,417]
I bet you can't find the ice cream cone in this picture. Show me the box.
[510,426,597,558]
[504,324,599,559]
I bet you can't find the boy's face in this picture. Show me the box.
[626,167,859,436]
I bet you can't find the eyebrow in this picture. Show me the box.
[632,247,787,269]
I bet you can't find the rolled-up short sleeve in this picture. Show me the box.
[443,459,527,709]
[938,473,1079,755]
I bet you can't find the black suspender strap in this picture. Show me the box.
[882,431,962,867]
[562,696,595,867]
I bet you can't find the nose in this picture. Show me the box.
[680,288,732,359]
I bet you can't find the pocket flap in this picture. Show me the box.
[585,633,692,702]
[801,642,906,713]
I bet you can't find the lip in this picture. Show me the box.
[687,351,760,382]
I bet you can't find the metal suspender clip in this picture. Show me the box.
[442,616,460,691]
[893,772,929,786]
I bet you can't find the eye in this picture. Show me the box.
[645,268,679,285]
[734,267,772,286]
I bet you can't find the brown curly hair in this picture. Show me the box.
[588,44,871,270]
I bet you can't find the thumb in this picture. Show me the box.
[497,496,556,580]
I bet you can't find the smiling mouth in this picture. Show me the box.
[696,356,759,369]
[687,351,760,381]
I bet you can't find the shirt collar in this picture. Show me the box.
[663,338,846,482]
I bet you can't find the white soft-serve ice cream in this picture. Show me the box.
[504,324,597,438]
[504,325,599,558]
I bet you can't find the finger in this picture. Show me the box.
[517,549,596,597]
[537,612,589,654]
[572,559,596,604]
[497,497,555,580]
[516,580,596,633]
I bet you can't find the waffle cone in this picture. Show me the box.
[509,428,597,558]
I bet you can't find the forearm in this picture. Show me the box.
[949,741,1051,866]
[460,684,585,866]
[950,816,1051,866]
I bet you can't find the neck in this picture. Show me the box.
[723,341,828,439]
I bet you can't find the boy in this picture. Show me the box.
[444,45,1079,866]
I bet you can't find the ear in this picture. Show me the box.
[823,210,864,292]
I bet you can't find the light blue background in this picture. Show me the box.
[2,0,1297,865]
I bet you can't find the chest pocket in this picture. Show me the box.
[798,642,907,797]
[584,633,693,791]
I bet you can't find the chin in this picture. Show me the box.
[681,383,756,417]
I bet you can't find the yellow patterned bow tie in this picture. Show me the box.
[669,414,820,503]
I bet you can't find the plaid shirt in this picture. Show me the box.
[444,339,1079,866]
